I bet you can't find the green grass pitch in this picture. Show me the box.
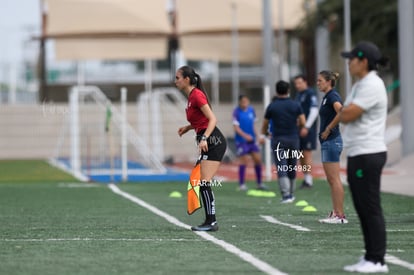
[0,160,413,274]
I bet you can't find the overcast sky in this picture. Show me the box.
[0,0,40,64]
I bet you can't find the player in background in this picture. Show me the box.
[294,75,319,188]
[232,95,265,191]
[317,71,347,224]
[260,81,306,203]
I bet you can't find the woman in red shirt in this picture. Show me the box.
[176,65,227,232]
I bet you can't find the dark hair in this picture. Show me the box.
[238,94,248,101]
[178,65,211,106]
[366,56,390,71]
[293,74,307,82]
[276,80,290,95]
[319,71,340,87]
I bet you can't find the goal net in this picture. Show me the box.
[50,85,187,182]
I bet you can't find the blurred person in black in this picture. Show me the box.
[260,81,305,203]
[294,75,319,189]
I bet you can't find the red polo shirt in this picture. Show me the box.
[186,88,209,133]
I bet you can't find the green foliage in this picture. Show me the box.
[297,0,398,75]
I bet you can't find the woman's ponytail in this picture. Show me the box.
[179,66,211,107]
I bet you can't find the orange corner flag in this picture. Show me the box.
[187,162,201,215]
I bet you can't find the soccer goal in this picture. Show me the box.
[50,85,188,182]
[137,87,191,163]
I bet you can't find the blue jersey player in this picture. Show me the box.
[232,95,265,191]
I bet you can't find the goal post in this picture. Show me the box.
[51,85,169,182]
[120,87,128,182]
[69,86,81,179]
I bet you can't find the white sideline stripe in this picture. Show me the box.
[108,184,286,275]
[260,215,311,232]
[1,238,201,242]
[57,182,100,188]
[387,229,414,232]
[386,254,414,270]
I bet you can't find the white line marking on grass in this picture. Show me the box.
[108,184,287,275]
[387,229,414,233]
[108,184,191,229]
[385,254,414,270]
[1,238,202,242]
[260,215,311,232]
[57,183,101,188]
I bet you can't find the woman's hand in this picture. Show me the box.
[300,127,309,138]
[178,125,190,137]
[320,128,331,140]
[199,139,208,152]
[258,134,267,145]
[244,134,254,142]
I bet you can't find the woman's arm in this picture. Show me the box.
[340,103,364,124]
[200,104,217,138]
[199,104,217,152]
[178,124,194,137]
[297,114,306,128]
[320,101,343,140]
[233,124,253,142]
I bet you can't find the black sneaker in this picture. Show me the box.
[299,181,312,189]
[191,221,219,232]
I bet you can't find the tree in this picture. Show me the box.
[296,0,398,101]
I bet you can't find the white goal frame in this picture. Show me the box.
[51,85,167,182]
